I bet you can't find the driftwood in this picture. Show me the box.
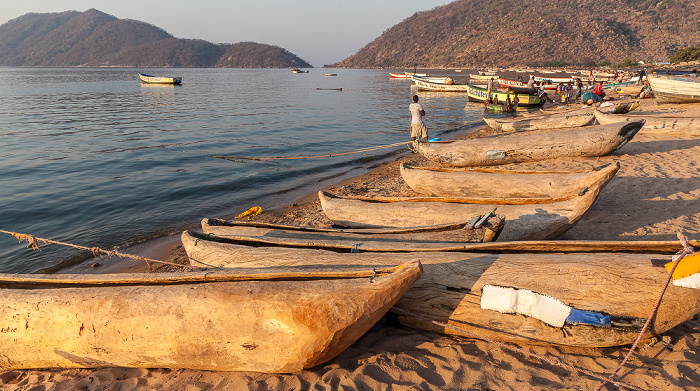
[399,162,617,199]
[200,217,506,251]
[412,121,644,167]
[594,109,700,133]
[482,107,595,132]
[319,162,616,241]
[180,232,700,347]
[0,262,421,372]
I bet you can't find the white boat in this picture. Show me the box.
[647,74,700,104]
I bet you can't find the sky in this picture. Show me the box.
[1,0,451,67]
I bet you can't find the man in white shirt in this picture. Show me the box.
[409,95,428,142]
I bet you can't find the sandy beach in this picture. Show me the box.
[3,96,700,390]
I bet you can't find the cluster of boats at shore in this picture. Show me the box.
[2,69,700,375]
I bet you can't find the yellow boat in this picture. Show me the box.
[139,73,182,85]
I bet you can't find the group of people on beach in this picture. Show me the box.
[408,70,653,141]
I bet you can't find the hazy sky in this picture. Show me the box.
[1,0,451,67]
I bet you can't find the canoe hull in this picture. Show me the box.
[200,217,505,252]
[412,121,643,167]
[594,109,700,132]
[399,162,618,199]
[320,161,617,241]
[180,233,700,347]
[0,264,421,372]
[482,108,595,132]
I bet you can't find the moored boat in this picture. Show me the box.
[411,120,643,167]
[399,162,619,199]
[138,73,182,84]
[647,74,700,103]
[0,262,421,372]
[389,72,428,79]
[291,68,309,73]
[466,84,544,107]
[412,76,471,92]
[319,161,616,241]
[482,107,595,132]
[180,231,700,347]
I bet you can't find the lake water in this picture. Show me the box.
[0,67,489,273]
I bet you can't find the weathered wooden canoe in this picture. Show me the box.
[186,229,700,255]
[482,107,595,132]
[319,162,616,241]
[0,262,421,372]
[647,74,700,104]
[412,120,644,167]
[594,109,700,132]
[399,162,619,199]
[138,73,182,84]
[180,231,700,347]
[199,216,505,252]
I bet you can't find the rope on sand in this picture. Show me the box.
[212,141,412,163]
[391,307,646,391]
[594,232,696,391]
[0,229,197,271]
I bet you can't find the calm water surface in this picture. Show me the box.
[0,67,488,273]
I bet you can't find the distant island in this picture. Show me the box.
[331,0,700,68]
[0,9,312,68]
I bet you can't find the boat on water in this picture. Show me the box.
[482,107,595,132]
[325,73,337,76]
[198,216,506,253]
[399,162,618,199]
[180,232,700,347]
[466,84,544,107]
[291,68,309,73]
[319,161,616,241]
[469,72,499,81]
[138,73,182,85]
[594,109,700,133]
[412,76,471,92]
[389,72,428,79]
[411,120,643,167]
[499,78,556,91]
[412,75,458,84]
[647,74,700,104]
[0,262,421,372]
[484,103,517,113]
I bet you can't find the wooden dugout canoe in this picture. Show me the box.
[181,231,700,347]
[319,162,616,241]
[199,216,505,253]
[0,262,421,372]
[399,162,618,199]
[594,109,700,133]
[482,107,595,132]
[412,120,644,167]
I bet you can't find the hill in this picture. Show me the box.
[332,0,700,68]
[0,9,311,68]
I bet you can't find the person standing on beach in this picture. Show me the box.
[409,95,428,142]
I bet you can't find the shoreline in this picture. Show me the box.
[4,96,700,389]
